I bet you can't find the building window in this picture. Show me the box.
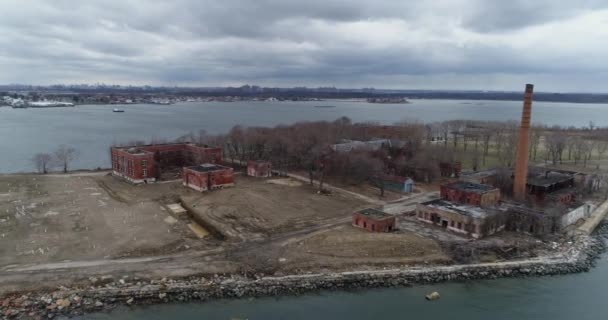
[143,169,148,178]
[371,224,375,231]
[363,222,367,228]
[458,222,462,229]
[450,221,454,227]
[142,160,148,167]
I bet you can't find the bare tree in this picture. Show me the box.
[471,150,480,172]
[32,153,52,174]
[54,145,78,173]
[529,125,543,161]
[226,125,245,165]
[439,121,450,147]
[480,127,493,165]
[501,124,518,167]
[595,141,608,164]
[545,132,567,165]
[572,136,586,165]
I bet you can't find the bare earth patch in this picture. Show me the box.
[182,175,368,241]
[0,174,210,266]
[278,225,449,271]
[266,178,303,187]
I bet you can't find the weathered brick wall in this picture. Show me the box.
[183,167,207,191]
[440,185,499,207]
[183,166,234,192]
[209,168,234,188]
[110,148,154,181]
[352,212,395,232]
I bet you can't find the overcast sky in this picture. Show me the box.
[1,0,608,92]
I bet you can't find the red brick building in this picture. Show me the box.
[526,171,575,205]
[247,161,272,178]
[111,143,222,184]
[352,208,396,232]
[416,199,505,239]
[183,164,234,192]
[440,181,500,207]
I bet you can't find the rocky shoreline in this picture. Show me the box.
[1,224,606,319]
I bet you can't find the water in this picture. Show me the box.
[2,99,608,173]
[87,251,608,320]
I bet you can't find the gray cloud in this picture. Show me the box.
[462,0,608,32]
[0,0,607,91]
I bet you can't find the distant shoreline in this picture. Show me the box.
[5,96,608,108]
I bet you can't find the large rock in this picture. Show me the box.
[55,299,71,308]
[425,291,440,301]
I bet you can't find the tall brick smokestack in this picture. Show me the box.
[513,84,534,201]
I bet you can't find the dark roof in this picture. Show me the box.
[421,199,502,218]
[186,163,230,173]
[355,208,392,220]
[462,168,497,179]
[443,181,496,194]
[526,172,573,188]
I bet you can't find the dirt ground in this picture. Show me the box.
[0,172,563,294]
[0,174,210,266]
[182,176,369,241]
[278,225,449,271]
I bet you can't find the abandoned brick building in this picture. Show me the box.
[416,199,506,238]
[463,167,585,206]
[247,160,272,178]
[417,181,505,238]
[182,164,234,192]
[526,169,575,205]
[111,143,222,183]
[440,181,501,207]
[352,208,396,233]
[420,177,593,238]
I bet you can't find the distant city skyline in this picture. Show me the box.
[0,83,604,95]
[1,1,608,92]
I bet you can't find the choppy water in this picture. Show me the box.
[1,99,608,173]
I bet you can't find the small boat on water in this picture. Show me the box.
[113,108,125,113]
